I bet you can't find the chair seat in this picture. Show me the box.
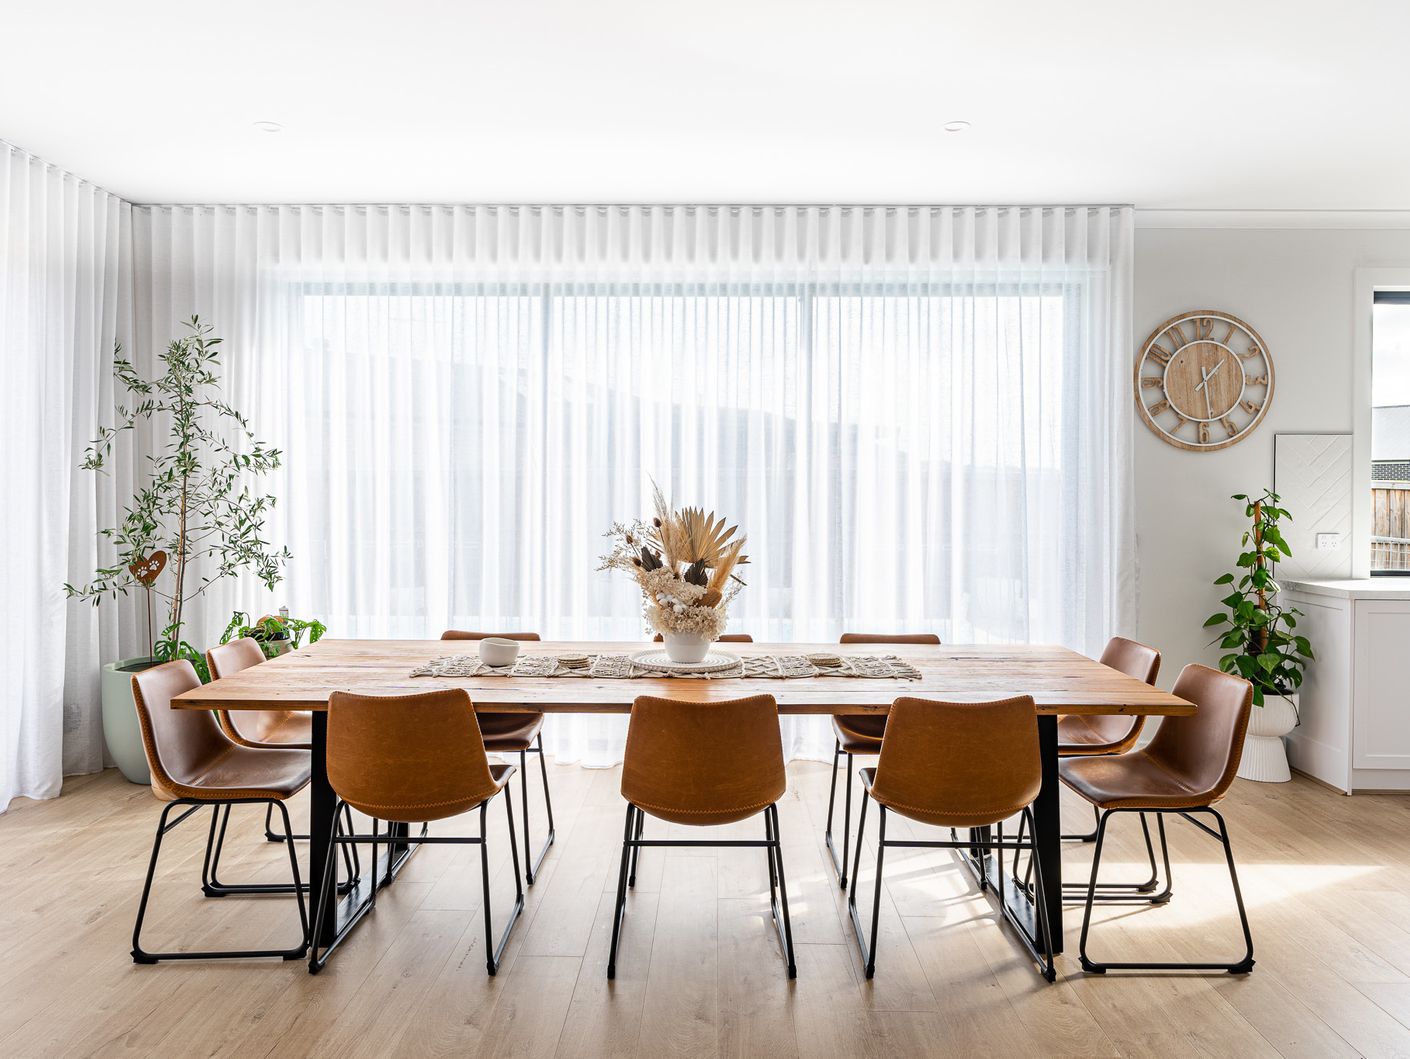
[1056,714,1140,757]
[162,745,312,802]
[230,710,314,750]
[857,765,1019,828]
[1060,751,1219,811]
[349,762,517,823]
[477,711,545,752]
[832,714,887,753]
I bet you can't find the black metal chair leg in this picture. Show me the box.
[846,790,883,979]
[766,804,797,978]
[528,735,556,883]
[627,805,644,888]
[519,749,533,884]
[1015,806,1169,903]
[607,804,636,980]
[824,741,849,888]
[485,781,526,975]
[1023,808,1057,982]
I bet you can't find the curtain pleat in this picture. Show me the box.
[1,143,130,810]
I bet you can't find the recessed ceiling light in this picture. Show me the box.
[252,121,284,134]
[943,120,971,133]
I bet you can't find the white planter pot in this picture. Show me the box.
[1237,692,1299,783]
[661,630,713,664]
[102,658,156,785]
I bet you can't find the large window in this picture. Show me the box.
[274,281,1091,643]
[1371,292,1410,573]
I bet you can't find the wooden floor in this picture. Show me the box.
[3,764,1410,1059]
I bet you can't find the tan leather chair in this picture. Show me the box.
[1061,663,1256,975]
[608,693,795,979]
[848,695,1055,982]
[1013,636,1165,900]
[1052,636,1163,850]
[1059,636,1161,758]
[825,632,941,888]
[652,633,754,642]
[441,630,555,884]
[129,660,310,964]
[309,688,523,976]
[207,637,313,748]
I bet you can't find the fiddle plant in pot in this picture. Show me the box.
[1203,489,1314,782]
[66,318,290,783]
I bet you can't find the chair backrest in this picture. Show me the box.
[205,636,295,745]
[1100,636,1161,685]
[839,632,941,645]
[131,660,234,799]
[1084,635,1162,743]
[871,696,1041,828]
[326,688,501,823]
[206,637,268,680]
[440,630,541,641]
[653,633,753,642]
[1144,664,1253,803]
[621,694,785,826]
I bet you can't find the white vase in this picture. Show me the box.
[661,630,713,664]
[1237,692,1299,783]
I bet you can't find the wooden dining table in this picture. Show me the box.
[174,638,1194,971]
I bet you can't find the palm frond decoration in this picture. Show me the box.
[598,481,750,639]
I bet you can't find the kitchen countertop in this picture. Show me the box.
[1283,577,1410,600]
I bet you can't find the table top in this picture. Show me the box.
[173,639,1194,717]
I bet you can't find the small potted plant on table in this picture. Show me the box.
[1203,489,1314,782]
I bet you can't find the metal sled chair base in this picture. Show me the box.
[309,788,524,977]
[132,798,309,964]
[1078,807,1255,975]
[853,796,1056,983]
[608,802,796,980]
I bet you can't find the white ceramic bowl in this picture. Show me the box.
[478,637,521,668]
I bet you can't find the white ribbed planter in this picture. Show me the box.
[661,630,713,664]
[1237,693,1299,783]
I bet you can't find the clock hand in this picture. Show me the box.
[1196,365,1214,418]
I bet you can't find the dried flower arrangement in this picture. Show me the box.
[599,483,748,641]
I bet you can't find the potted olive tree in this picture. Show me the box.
[1203,489,1314,782]
[66,318,290,783]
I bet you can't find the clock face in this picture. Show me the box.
[1135,311,1273,451]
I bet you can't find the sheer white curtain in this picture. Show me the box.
[1,143,130,811]
[132,204,1133,765]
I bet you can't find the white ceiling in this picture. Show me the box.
[6,0,1409,207]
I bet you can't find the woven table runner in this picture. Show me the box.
[409,653,922,681]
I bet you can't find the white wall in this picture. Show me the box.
[1132,219,1410,687]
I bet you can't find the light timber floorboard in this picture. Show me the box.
[0,762,1404,1058]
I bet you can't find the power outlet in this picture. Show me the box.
[1315,532,1340,551]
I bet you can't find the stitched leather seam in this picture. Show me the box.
[628,796,777,816]
[873,794,1033,817]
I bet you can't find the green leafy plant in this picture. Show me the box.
[221,610,326,658]
[65,317,290,670]
[1203,489,1314,707]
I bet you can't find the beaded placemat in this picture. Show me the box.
[409,653,921,681]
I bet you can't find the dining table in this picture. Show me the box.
[173,638,1194,972]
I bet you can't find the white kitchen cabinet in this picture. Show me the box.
[1283,579,1410,793]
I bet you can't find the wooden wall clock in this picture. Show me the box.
[1134,310,1274,451]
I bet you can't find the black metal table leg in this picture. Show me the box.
[308,711,337,948]
[1031,714,1064,953]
